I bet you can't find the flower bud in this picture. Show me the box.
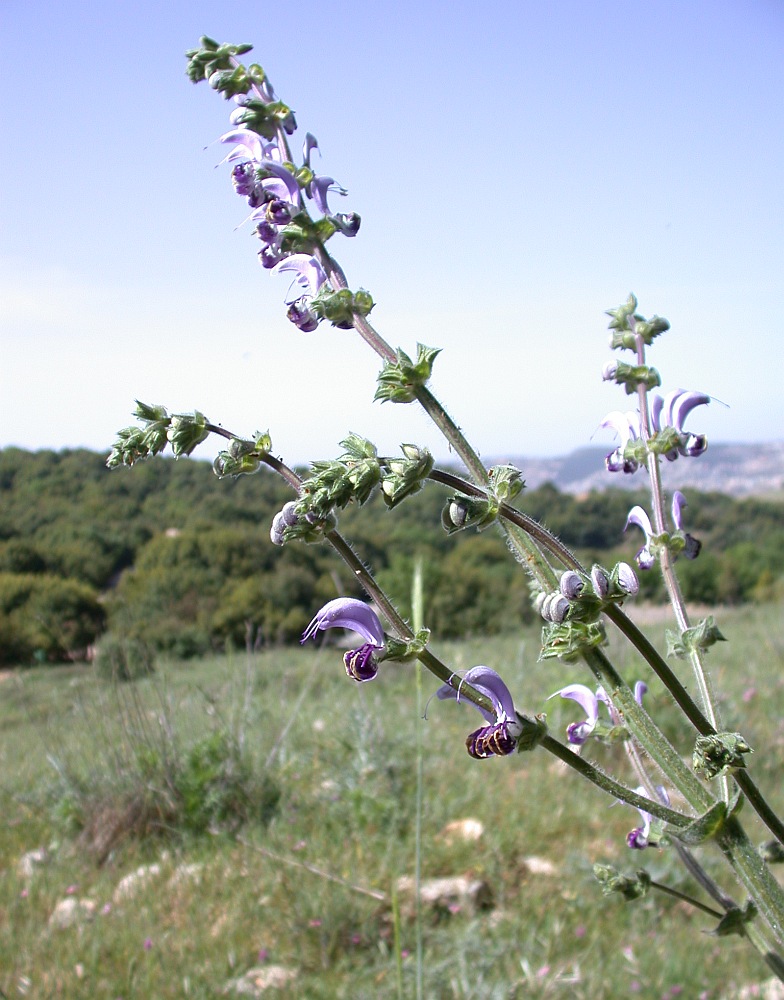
[332,212,361,237]
[615,562,639,596]
[287,298,319,332]
[542,592,570,623]
[591,565,610,599]
[266,199,291,225]
[559,571,584,600]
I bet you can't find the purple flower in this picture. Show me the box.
[218,126,266,164]
[598,410,641,473]
[436,666,521,759]
[256,161,302,211]
[671,491,701,559]
[626,785,669,849]
[626,495,700,568]
[625,506,656,570]
[311,175,348,216]
[651,388,710,458]
[550,680,647,744]
[548,683,607,745]
[271,254,327,303]
[301,598,385,681]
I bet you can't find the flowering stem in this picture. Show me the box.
[633,338,724,794]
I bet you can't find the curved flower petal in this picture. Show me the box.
[302,132,320,168]
[598,410,638,447]
[549,683,600,726]
[649,393,664,433]
[218,127,264,164]
[259,161,301,206]
[671,490,687,531]
[311,175,348,216]
[625,506,656,570]
[271,254,327,301]
[436,665,515,726]
[625,505,653,539]
[301,597,385,647]
[669,390,710,433]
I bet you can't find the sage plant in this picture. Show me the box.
[108,36,784,980]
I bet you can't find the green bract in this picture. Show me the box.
[374,344,441,403]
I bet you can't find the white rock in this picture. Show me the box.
[438,818,484,843]
[522,856,558,876]
[396,874,493,914]
[731,979,784,1000]
[113,863,162,903]
[224,966,298,995]
[17,848,48,880]
[49,897,97,929]
[169,863,203,887]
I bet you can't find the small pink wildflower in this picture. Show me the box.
[143,938,153,951]
[308,919,322,928]
[257,949,269,962]
[65,884,78,895]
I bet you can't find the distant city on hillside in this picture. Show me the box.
[486,442,784,498]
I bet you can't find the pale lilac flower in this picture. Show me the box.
[271,254,327,302]
[311,175,348,216]
[671,490,687,531]
[548,683,606,745]
[436,666,521,759]
[626,785,669,849]
[302,133,319,168]
[251,161,302,211]
[218,126,266,164]
[301,598,385,681]
[625,506,656,570]
[270,501,299,545]
[651,388,710,458]
[598,410,641,473]
[550,680,646,744]
[671,491,701,559]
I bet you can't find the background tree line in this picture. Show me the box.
[0,447,782,665]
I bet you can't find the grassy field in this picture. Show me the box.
[1,603,783,998]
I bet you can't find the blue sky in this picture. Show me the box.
[2,0,783,466]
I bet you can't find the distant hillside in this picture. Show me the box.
[490,442,784,498]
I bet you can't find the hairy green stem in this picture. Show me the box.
[583,647,715,811]
[540,734,690,829]
[648,879,724,919]
[717,816,784,948]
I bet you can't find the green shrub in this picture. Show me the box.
[0,572,105,664]
[93,633,156,681]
